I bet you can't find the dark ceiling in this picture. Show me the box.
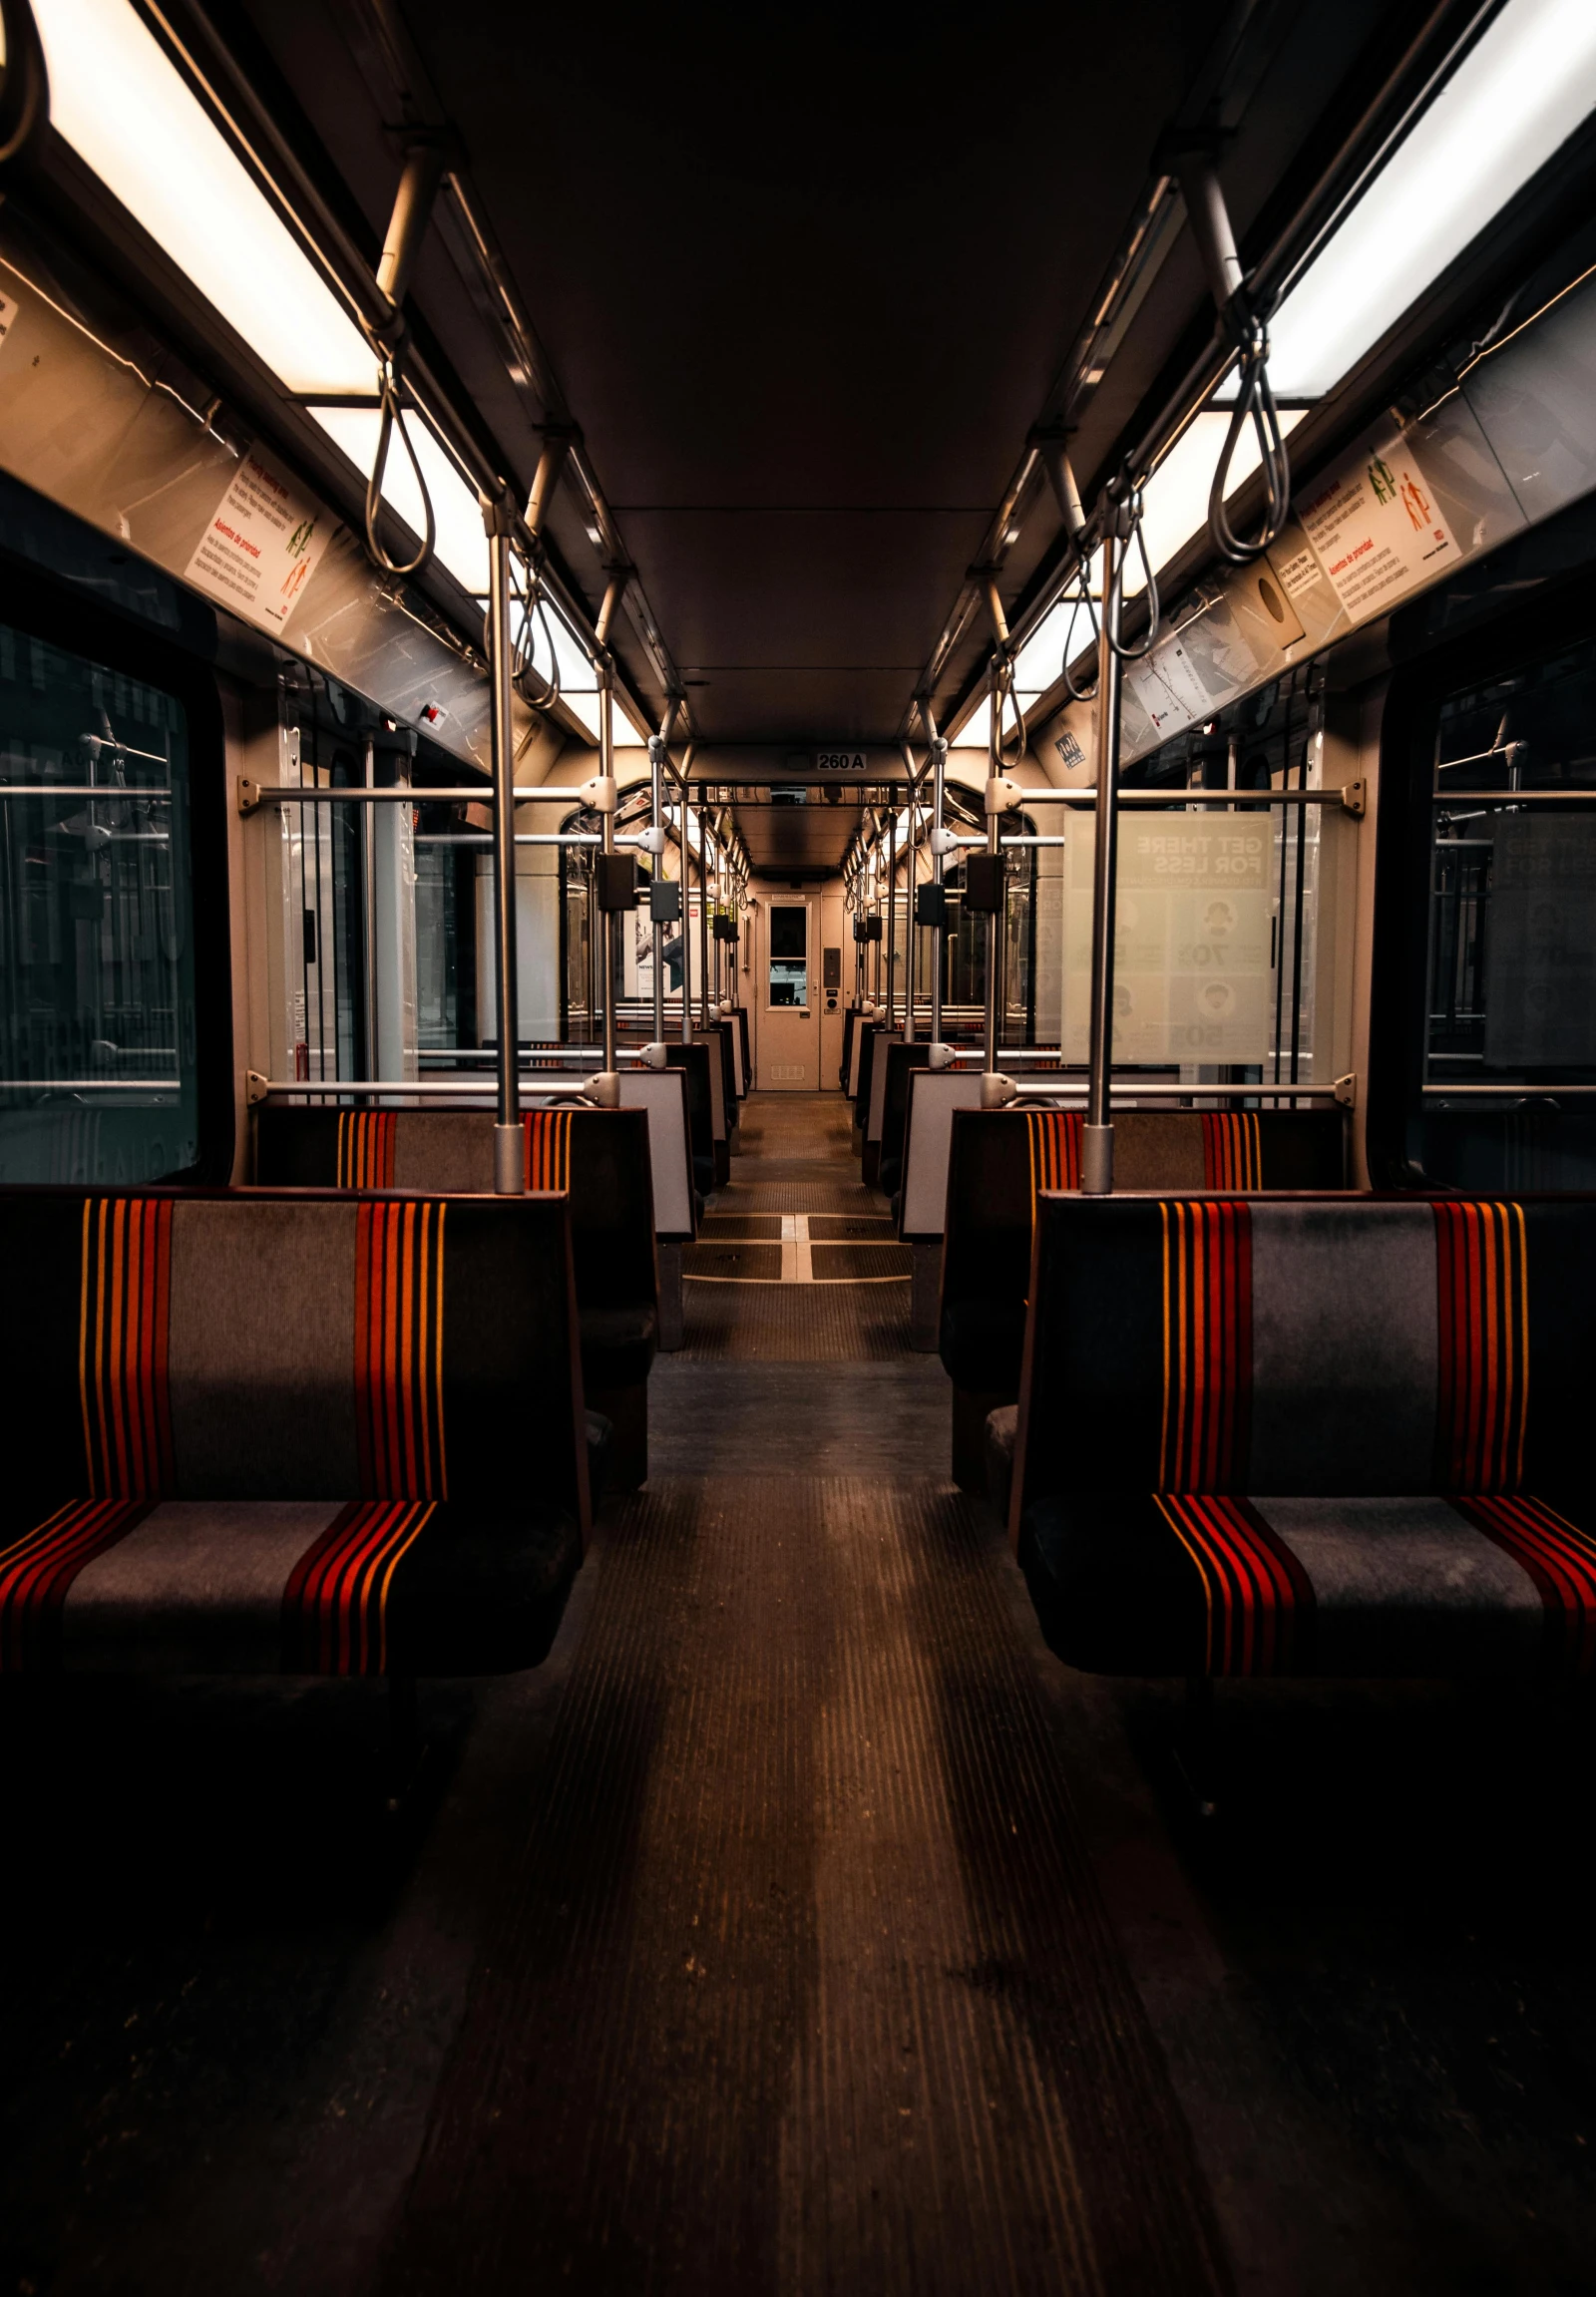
[238,0,1399,806]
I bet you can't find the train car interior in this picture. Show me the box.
[5,0,1596,2288]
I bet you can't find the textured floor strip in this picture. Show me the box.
[381,1478,1231,2297]
[681,1278,912,1357]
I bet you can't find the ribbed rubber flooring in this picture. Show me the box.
[379,1094,1229,2295]
[681,1280,912,1358]
[386,1476,1229,2296]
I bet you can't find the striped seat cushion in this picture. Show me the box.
[1020,1490,1596,1680]
[0,1493,582,1677]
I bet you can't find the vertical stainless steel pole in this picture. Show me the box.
[647,719,671,1055]
[900,747,918,1042]
[675,744,695,1044]
[930,725,947,1055]
[1082,525,1124,1195]
[361,732,379,1098]
[698,783,711,1026]
[886,806,897,1029]
[485,512,523,1192]
[597,663,619,1095]
[983,665,1000,1077]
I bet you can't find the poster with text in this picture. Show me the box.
[1062,817,1271,1064]
[185,453,330,633]
[1296,431,1459,624]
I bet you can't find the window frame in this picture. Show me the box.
[0,548,234,1183]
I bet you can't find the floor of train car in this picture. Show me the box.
[3,1093,1596,2294]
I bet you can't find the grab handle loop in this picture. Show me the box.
[364,356,436,578]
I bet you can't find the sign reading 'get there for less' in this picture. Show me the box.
[1062,818,1271,1065]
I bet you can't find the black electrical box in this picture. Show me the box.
[822,947,841,989]
[865,914,883,942]
[713,916,737,944]
[596,853,637,913]
[853,918,868,943]
[963,852,1005,914]
[649,879,681,924]
[915,883,948,929]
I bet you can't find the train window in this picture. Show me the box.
[1428,635,1596,1086]
[0,620,199,1182]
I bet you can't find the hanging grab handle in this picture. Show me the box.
[1208,309,1290,564]
[1174,149,1291,565]
[364,357,437,577]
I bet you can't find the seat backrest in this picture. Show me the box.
[943,1104,1348,1290]
[254,1105,657,1312]
[900,1067,984,1237]
[0,1189,589,1518]
[1014,1193,1596,1512]
[879,1040,932,1175]
[662,1042,715,1167]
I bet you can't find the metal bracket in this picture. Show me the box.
[1334,1072,1358,1108]
[928,1042,955,1072]
[581,774,618,815]
[583,1070,621,1107]
[986,775,1022,815]
[1341,778,1367,817]
[980,1072,1017,1109]
[245,1069,269,1105]
[236,775,264,817]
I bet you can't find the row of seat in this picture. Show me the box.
[0,1185,598,1683]
[996,1190,1596,1694]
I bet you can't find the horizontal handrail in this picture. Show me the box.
[0,1077,183,1090]
[0,785,173,799]
[1421,1082,1596,1096]
[1429,788,1596,803]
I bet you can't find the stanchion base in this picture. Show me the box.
[493,1122,525,1195]
[1081,1122,1114,1195]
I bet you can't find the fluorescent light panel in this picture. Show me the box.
[1269,0,1596,397]
[35,0,374,395]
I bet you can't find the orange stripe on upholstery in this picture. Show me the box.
[1200,1112,1261,1191]
[337,1110,396,1190]
[1155,1494,1312,1675]
[354,1201,448,1498]
[524,1108,573,1193]
[281,1497,436,1674]
[1434,1202,1528,1491]
[1025,1109,1081,1211]
[78,1199,175,1499]
[1458,1495,1596,1675]
[1158,1200,1251,1492]
[0,1498,151,1670]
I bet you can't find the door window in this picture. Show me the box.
[769,904,807,1006]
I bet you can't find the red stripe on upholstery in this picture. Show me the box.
[0,1498,151,1670]
[1025,1110,1081,1199]
[1200,1113,1260,1191]
[1159,1200,1252,1491]
[524,1109,573,1193]
[1434,1202,1528,1490]
[79,1199,175,1499]
[1156,1494,1312,1675]
[337,1111,397,1189]
[1459,1494,1596,1675]
[281,1497,435,1674]
[354,1200,448,1499]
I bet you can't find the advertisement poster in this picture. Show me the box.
[1297,431,1459,622]
[1062,816,1270,1064]
[185,453,330,633]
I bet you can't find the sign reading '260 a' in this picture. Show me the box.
[815,751,870,772]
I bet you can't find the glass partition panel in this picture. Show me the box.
[0,620,198,1180]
